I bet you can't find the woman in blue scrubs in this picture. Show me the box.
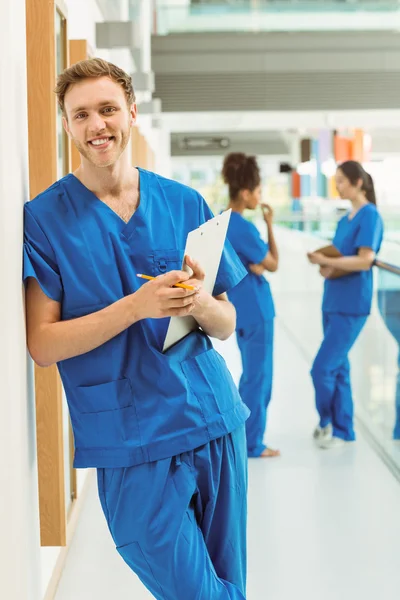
[308,160,384,449]
[222,153,280,458]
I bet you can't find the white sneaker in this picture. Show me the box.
[313,424,332,443]
[318,436,349,450]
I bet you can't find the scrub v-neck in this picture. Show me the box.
[67,168,148,238]
[347,203,368,222]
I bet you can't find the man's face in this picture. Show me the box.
[63,76,136,168]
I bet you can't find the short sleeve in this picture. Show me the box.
[232,220,268,265]
[23,204,63,302]
[198,196,247,296]
[354,208,383,252]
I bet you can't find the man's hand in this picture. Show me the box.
[183,255,236,340]
[134,269,199,320]
[184,255,209,319]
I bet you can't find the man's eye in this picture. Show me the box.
[103,107,116,114]
[76,113,86,120]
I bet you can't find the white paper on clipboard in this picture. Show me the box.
[162,209,232,352]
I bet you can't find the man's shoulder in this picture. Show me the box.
[26,176,69,218]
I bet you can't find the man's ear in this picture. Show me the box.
[130,103,137,126]
[62,115,70,137]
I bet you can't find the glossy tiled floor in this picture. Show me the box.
[55,320,400,600]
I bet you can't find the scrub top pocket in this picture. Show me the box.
[151,249,184,276]
[76,378,133,414]
[181,348,241,418]
[74,378,141,450]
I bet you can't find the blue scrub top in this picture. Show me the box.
[23,169,249,468]
[226,211,275,328]
[323,203,384,316]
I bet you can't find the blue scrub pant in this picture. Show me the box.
[311,312,367,441]
[97,426,248,599]
[237,320,274,457]
[378,311,400,439]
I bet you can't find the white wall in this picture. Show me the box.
[67,0,104,51]
[0,1,42,599]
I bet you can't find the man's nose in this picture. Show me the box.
[88,113,107,133]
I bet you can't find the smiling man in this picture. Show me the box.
[23,58,250,599]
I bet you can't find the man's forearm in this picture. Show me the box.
[194,295,236,341]
[29,295,140,367]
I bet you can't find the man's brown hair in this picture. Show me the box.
[55,58,136,114]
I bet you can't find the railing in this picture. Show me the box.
[375,259,400,276]
[365,257,400,473]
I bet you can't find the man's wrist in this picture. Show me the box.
[191,290,213,320]
[126,293,143,325]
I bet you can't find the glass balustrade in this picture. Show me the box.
[154,0,400,34]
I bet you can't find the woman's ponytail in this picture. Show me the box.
[364,172,377,205]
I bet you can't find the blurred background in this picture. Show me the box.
[3,2,400,599]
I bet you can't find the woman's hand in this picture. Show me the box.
[307,251,327,266]
[261,204,274,225]
[249,263,265,276]
[319,266,334,279]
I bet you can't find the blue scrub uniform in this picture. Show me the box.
[226,212,275,457]
[311,203,384,441]
[23,169,250,599]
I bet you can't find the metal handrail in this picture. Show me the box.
[374,259,400,276]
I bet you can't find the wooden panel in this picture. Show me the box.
[69,415,77,503]
[34,365,66,545]
[139,133,148,168]
[132,127,154,169]
[69,39,88,66]
[131,126,141,167]
[148,148,155,171]
[69,40,89,172]
[26,0,66,547]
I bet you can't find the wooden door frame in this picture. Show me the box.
[26,0,71,547]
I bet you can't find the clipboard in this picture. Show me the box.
[162,209,232,352]
[319,246,342,258]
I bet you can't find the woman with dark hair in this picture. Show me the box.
[307,160,384,449]
[222,153,280,458]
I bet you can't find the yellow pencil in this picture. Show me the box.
[137,273,195,291]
